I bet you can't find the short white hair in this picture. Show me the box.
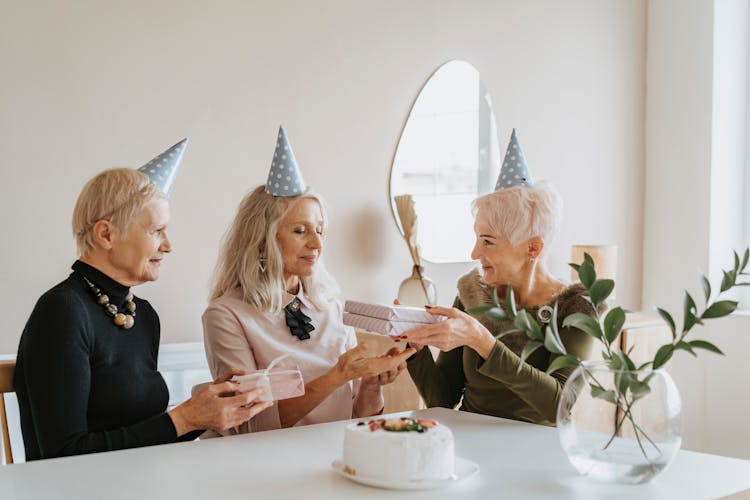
[472,180,562,249]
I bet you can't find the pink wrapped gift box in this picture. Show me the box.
[342,301,445,336]
[343,312,434,336]
[232,368,305,402]
[343,300,444,323]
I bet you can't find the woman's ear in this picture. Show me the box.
[528,237,545,260]
[91,220,116,250]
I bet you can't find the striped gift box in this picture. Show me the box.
[342,301,445,336]
[343,300,441,323]
[343,312,437,336]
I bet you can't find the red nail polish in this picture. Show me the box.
[394,339,401,342]
[425,305,432,309]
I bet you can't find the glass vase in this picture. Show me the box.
[557,362,682,484]
[397,265,437,307]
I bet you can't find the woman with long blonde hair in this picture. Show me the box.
[203,127,413,433]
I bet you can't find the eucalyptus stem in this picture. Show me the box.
[583,365,662,458]
[630,412,650,460]
[602,394,662,457]
[604,413,626,448]
[475,248,749,468]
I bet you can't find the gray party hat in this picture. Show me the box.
[495,129,533,190]
[137,138,187,198]
[265,126,307,196]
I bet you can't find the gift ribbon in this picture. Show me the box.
[254,353,292,398]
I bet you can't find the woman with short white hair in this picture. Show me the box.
[203,127,414,432]
[402,131,596,426]
[14,142,271,460]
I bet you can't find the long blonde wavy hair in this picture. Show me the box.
[209,185,340,313]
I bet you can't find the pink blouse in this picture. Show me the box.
[202,287,358,433]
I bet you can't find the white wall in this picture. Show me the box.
[644,0,750,459]
[0,0,647,355]
[3,0,747,463]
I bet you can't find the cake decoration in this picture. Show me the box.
[360,417,437,433]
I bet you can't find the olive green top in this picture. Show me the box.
[407,269,596,426]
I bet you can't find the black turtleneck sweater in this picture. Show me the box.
[13,260,200,460]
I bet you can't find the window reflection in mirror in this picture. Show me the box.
[390,60,501,263]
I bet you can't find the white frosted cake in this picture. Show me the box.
[342,418,455,481]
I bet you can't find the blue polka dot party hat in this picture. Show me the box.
[137,138,187,198]
[265,126,307,197]
[494,128,533,190]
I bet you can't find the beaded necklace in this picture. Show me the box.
[82,276,137,330]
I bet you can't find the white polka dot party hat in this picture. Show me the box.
[494,128,533,190]
[137,138,187,198]
[265,126,307,197]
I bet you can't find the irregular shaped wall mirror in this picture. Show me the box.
[390,60,501,263]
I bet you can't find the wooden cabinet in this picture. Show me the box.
[618,312,673,366]
[574,312,673,433]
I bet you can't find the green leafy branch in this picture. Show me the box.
[469,248,749,461]
[469,252,617,374]
[471,248,748,378]
[649,248,749,369]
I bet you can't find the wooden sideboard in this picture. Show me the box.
[575,312,673,435]
[619,312,673,365]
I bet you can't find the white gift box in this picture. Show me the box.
[342,301,445,336]
[232,368,305,402]
[230,354,305,402]
[343,312,430,336]
[343,300,444,323]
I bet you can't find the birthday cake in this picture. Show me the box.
[342,418,455,481]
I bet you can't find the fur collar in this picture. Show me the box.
[457,268,595,356]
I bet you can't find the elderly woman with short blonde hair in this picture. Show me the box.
[203,127,414,432]
[402,131,596,426]
[14,142,270,460]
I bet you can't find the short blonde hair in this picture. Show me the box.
[472,180,562,250]
[209,185,340,312]
[72,168,162,256]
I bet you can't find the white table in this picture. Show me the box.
[1,407,749,499]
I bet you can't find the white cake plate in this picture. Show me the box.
[331,457,479,491]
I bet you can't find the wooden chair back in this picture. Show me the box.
[0,360,15,464]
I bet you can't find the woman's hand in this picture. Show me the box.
[168,369,273,436]
[360,347,408,388]
[392,298,426,352]
[333,342,416,385]
[277,344,415,427]
[400,306,497,359]
[353,346,409,417]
